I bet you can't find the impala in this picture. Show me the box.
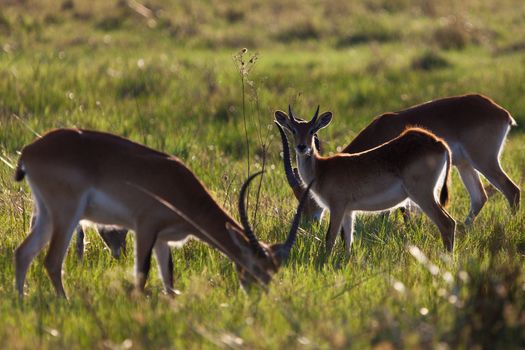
[280,94,520,224]
[14,128,310,298]
[275,107,456,254]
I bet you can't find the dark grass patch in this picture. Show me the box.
[495,41,525,55]
[276,20,321,42]
[336,22,399,48]
[365,0,411,13]
[72,11,93,21]
[95,15,125,31]
[115,65,170,99]
[411,51,450,71]
[0,13,12,35]
[61,0,74,11]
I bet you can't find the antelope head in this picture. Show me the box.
[275,105,332,157]
[226,172,314,289]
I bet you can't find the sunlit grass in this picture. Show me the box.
[0,0,525,348]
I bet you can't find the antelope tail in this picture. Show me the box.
[14,161,26,182]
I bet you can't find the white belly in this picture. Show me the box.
[352,182,407,211]
[83,188,134,229]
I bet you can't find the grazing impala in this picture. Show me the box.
[280,94,520,224]
[275,107,456,254]
[14,128,310,298]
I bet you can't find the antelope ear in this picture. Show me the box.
[313,112,332,131]
[275,110,292,131]
[225,222,252,257]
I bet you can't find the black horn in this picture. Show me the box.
[275,122,303,191]
[281,179,315,260]
[288,104,298,122]
[310,105,320,125]
[238,171,267,257]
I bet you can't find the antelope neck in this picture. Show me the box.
[296,148,318,185]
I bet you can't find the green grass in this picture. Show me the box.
[1,0,525,348]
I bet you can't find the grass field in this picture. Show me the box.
[1,0,525,348]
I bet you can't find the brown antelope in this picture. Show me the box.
[275,107,456,254]
[277,124,325,221]
[280,94,520,224]
[14,128,311,298]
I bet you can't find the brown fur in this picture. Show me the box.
[345,94,519,218]
[276,109,457,254]
[14,128,307,298]
[283,94,519,224]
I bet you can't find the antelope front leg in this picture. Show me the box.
[134,231,158,292]
[341,212,355,256]
[154,240,175,295]
[324,207,345,256]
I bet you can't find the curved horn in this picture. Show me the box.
[275,122,303,192]
[281,179,315,260]
[310,105,320,125]
[238,171,267,257]
[288,104,298,122]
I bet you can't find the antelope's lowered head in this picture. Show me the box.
[223,172,314,289]
[14,128,313,298]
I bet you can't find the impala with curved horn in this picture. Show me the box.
[276,106,456,254]
[276,120,325,221]
[14,128,311,298]
[280,94,520,225]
